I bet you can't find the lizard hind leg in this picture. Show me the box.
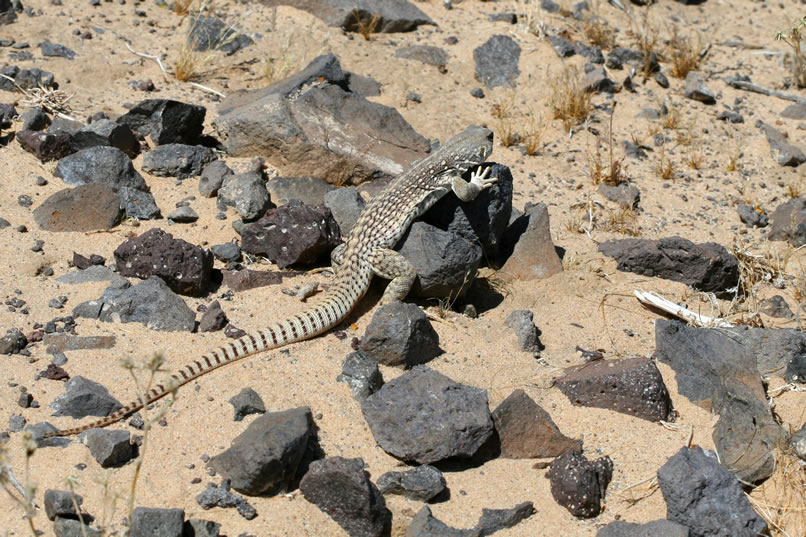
[367,247,417,305]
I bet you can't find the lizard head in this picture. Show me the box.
[443,125,494,172]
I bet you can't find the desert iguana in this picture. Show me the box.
[44,125,496,438]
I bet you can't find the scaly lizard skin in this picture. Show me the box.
[44,125,496,438]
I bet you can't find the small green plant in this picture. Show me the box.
[776,17,806,88]
[548,65,592,130]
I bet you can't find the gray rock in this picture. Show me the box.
[228,387,265,422]
[596,520,690,537]
[397,221,482,299]
[547,450,613,518]
[214,54,430,184]
[657,447,767,537]
[40,41,76,59]
[0,65,57,91]
[72,119,139,158]
[44,334,116,354]
[759,121,806,166]
[218,172,272,221]
[300,457,390,537]
[0,327,27,354]
[48,117,84,135]
[500,202,563,280]
[184,519,221,537]
[346,72,381,97]
[792,424,806,460]
[74,276,196,331]
[130,507,185,537]
[473,35,520,89]
[44,489,83,520]
[598,236,739,295]
[20,107,50,131]
[324,187,365,236]
[196,482,257,520]
[377,465,445,502]
[606,47,644,70]
[476,503,535,536]
[53,518,100,537]
[555,357,674,422]
[769,197,806,246]
[210,407,313,495]
[492,389,580,458]
[716,110,744,123]
[9,414,25,431]
[395,45,448,67]
[240,200,340,267]
[26,422,71,448]
[199,300,228,332]
[50,376,122,419]
[33,183,123,232]
[584,66,614,93]
[167,206,199,223]
[684,72,716,104]
[199,160,232,198]
[504,310,541,353]
[359,302,440,367]
[55,146,147,191]
[114,228,213,296]
[361,365,494,463]
[17,130,72,161]
[260,0,434,34]
[266,176,335,206]
[117,99,206,145]
[423,163,513,261]
[547,36,577,58]
[599,182,640,208]
[189,15,253,55]
[760,295,794,319]
[210,242,241,262]
[736,202,768,227]
[337,351,384,400]
[58,266,122,286]
[119,186,161,220]
[781,102,806,119]
[406,502,534,537]
[81,429,135,468]
[142,144,216,179]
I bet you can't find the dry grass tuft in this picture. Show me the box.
[174,9,241,82]
[523,109,547,156]
[582,0,616,49]
[587,103,624,185]
[173,0,195,15]
[353,9,381,41]
[731,239,789,296]
[654,148,675,180]
[668,26,704,79]
[776,17,806,88]
[548,65,592,131]
[749,446,806,537]
[686,150,705,170]
[629,7,661,76]
[662,104,682,130]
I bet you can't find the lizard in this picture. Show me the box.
[44,125,497,438]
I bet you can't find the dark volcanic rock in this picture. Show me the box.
[683,71,716,104]
[189,15,254,55]
[210,407,314,496]
[769,197,806,246]
[324,187,366,236]
[361,365,494,464]
[555,357,674,422]
[492,389,580,458]
[267,176,335,207]
[217,171,272,220]
[17,130,72,161]
[358,302,440,367]
[759,121,806,166]
[657,447,767,537]
[547,450,613,518]
[598,236,739,295]
[240,200,340,268]
[337,351,384,400]
[198,300,228,332]
[0,328,27,354]
[142,144,216,179]
[377,465,445,502]
[81,429,135,468]
[199,160,232,198]
[55,146,148,191]
[50,376,123,419]
[504,310,542,353]
[227,387,266,422]
[500,202,563,280]
[33,183,123,232]
[596,520,690,537]
[44,489,83,520]
[73,119,140,158]
[73,277,196,332]
[114,228,213,296]
[473,35,521,89]
[196,482,257,520]
[119,186,161,220]
[117,99,206,145]
[736,202,769,228]
[395,45,448,68]
[300,457,390,537]
[130,507,185,537]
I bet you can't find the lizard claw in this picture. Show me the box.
[470,166,497,190]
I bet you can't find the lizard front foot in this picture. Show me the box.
[470,166,497,190]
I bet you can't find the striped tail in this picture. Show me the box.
[43,273,369,438]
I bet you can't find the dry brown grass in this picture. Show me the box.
[662,105,682,130]
[353,9,381,41]
[587,103,624,186]
[668,26,704,79]
[629,7,661,76]
[174,0,194,15]
[686,150,705,170]
[749,446,806,537]
[776,17,806,88]
[655,148,675,180]
[523,110,547,156]
[548,65,592,130]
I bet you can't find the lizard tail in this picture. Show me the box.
[43,273,370,438]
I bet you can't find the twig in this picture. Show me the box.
[188,82,225,98]
[724,75,806,106]
[634,289,734,328]
[125,43,169,77]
